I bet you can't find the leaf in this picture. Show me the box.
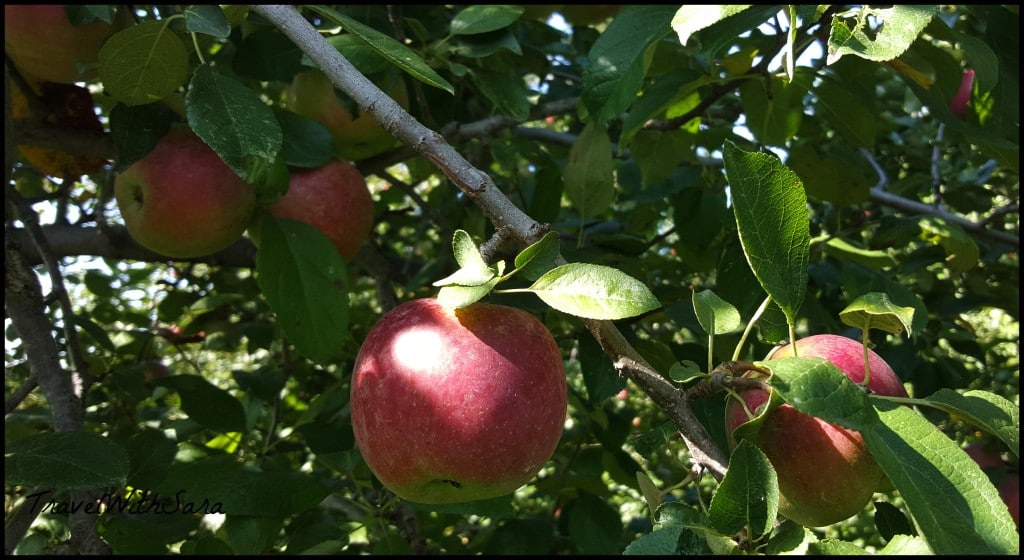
[307,5,454,94]
[526,263,660,320]
[839,292,916,336]
[823,237,894,269]
[668,360,703,383]
[917,216,981,274]
[564,122,616,219]
[692,290,742,335]
[878,534,933,555]
[186,65,283,182]
[99,20,189,106]
[513,231,560,281]
[671,5,752,47]
[5,432,129,490]
[471,69,530,121]
[827,6,938,64]
[636,471,662,515]
[233,29,305,82]
[623,527,685,555]
[255,216,350,364]
[723,141,810,324]
[276,111,334,169]
[567,493,624,555]
[450,5,524,35]
[436,278,501,310]
[924,389,1019,459]
[863,399,1018,555]
[580,4,677,123]
[708,440,778,538]
[760,356,879,432]
[738,75,805,146]
[432,230,496,287]
[183,5,231,38]
[108,102,175,170]
[156,375,247,433]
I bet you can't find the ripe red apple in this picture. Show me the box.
[4,5,117,84]
[350,298,567,504]
[267,159,374,262]
[725,334,909,527]
[284,69,408,161]
[114,129,256,258]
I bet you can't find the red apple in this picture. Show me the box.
[267,159,374,262]
[725,334,908,527]
[4,5,117,84]
[284,69,408,161]
[114,129,256,258]
[350,298,567,504]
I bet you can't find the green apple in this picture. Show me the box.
[4,5,117,84]
[115,129,256,259]
[725,334,908,527]
[267,159,374,262]
[350,298,568,504]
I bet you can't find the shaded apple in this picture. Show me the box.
[350,298,567,504]
[267,159,374,262]
[4,5,117,84]
[725,334,908,527]
[285,69,409,161]
[114,129,256,259]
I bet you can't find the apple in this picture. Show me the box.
[4,5,117,84]
[267,159,374,262]
[114,129,256,259]
[142,360,171,382]
[350,298,567,504]
[558,5,621,26]
[284,69,409,161]
[725,334,909,527]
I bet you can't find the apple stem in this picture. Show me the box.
[788,323,798,357]
[732,295,772,362]
[707,334,714,375]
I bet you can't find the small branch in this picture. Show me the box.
[4,376,39,415]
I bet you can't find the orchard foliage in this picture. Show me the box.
[5,4,1020,555]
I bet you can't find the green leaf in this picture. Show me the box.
[307,5,454,94]
[708,440,778,538]
[878,534,933,555]
[513,231,561,281]
[810,75,878,148]
[863,399,1018,555]
[276,111,334,169]
[156,375,247,433]
[255,216,350,364]
[738,74,805,147]
[827,6,938,64]
[564,122,616,219]
[631,130,693,188]
[823,237,895,269]
[432,230,496,287]
[623,527,690,555]
[581,5,677,123]
[233,29,305,82]
[186,65,283,182]
[692,290,742,335]
[567,492,624,555]
[99,20,189,106]
[450,5,524,35]
[526,263,660,320]
[671,5,751,47]
[839,292,915,336]
[765,520,817,554]
[71,313,116,352]
[924,389,1019,459]
[917,216,981,274]
[108,102,175,170]
[636,471,663,515]
[436,278,501,310]
[471,69,531,121]
[183,5,231,38]
[809,539,870,555]
[760,356,878,432]
[5,432,129,490]
[668,360,703,383]
[723,141,810,324]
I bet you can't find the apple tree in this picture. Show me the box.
[5,4,1019,555]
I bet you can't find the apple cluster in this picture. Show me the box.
[725,334,908,527]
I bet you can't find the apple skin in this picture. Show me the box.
[4,5,117,84]
[725,334,908,527]
[267,160,374,262]
[285,69,408,161]
[350,298,567,504]
[114,129,256,259]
